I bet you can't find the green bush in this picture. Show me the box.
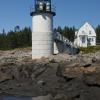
[80,46,100,54]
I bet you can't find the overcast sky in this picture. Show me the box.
[0,0,100,32]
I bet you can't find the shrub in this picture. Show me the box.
[80,46,100,54]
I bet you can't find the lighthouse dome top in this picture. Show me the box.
[30,0,56,16]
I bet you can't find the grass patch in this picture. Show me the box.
[80,46,100,54]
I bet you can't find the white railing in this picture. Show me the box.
[54,32,76,48]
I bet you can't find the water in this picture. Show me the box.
[0,97,33,100]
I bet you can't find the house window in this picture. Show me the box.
[82,31,84,34]
[82,36,85,43]
[92,38,94,41]
[89,31,91,34]
[88,38,91,42]
[88,38,94,42]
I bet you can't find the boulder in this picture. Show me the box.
[0,72,12,83]
[54,94,72,100]
[84,72,100,86]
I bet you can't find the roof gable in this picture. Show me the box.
[77,22,96,37]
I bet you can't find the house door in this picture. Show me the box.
[81,36,87,47]
[87,38,91,46]
[82,36,85,44]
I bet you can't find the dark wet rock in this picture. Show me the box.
[92,57,97,63]
[49,59,57,63]
[77,87,100,100]
[83,72,100,87]
[0,72,12,83]
[10,67,20,80]
[37,80,46,86]
[92,59,100,65]
[54,94,73,100]
[83,63,91,67]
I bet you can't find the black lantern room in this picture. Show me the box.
[30,0,56,16]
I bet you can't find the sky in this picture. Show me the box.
[0,0,100,32]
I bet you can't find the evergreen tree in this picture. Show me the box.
[0,27,32,50]
[14,26,20,32]
[56,26,62,34]
[96,25,100,44]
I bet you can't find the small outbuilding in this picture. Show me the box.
[74,22,96,47]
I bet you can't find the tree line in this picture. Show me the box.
[54,26,75,42]
[96,25,100,44]
[0,26,31,50]
[0,25,100,50]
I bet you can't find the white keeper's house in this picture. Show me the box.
[74,22,96,47]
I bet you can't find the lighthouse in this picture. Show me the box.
[30,0,56,59]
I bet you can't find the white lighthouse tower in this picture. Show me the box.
[30,0,56,59]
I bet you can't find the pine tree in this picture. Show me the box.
[96,25,100,44]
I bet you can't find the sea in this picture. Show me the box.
[0,97,32,100]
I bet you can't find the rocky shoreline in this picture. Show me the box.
[0,49,100,100]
